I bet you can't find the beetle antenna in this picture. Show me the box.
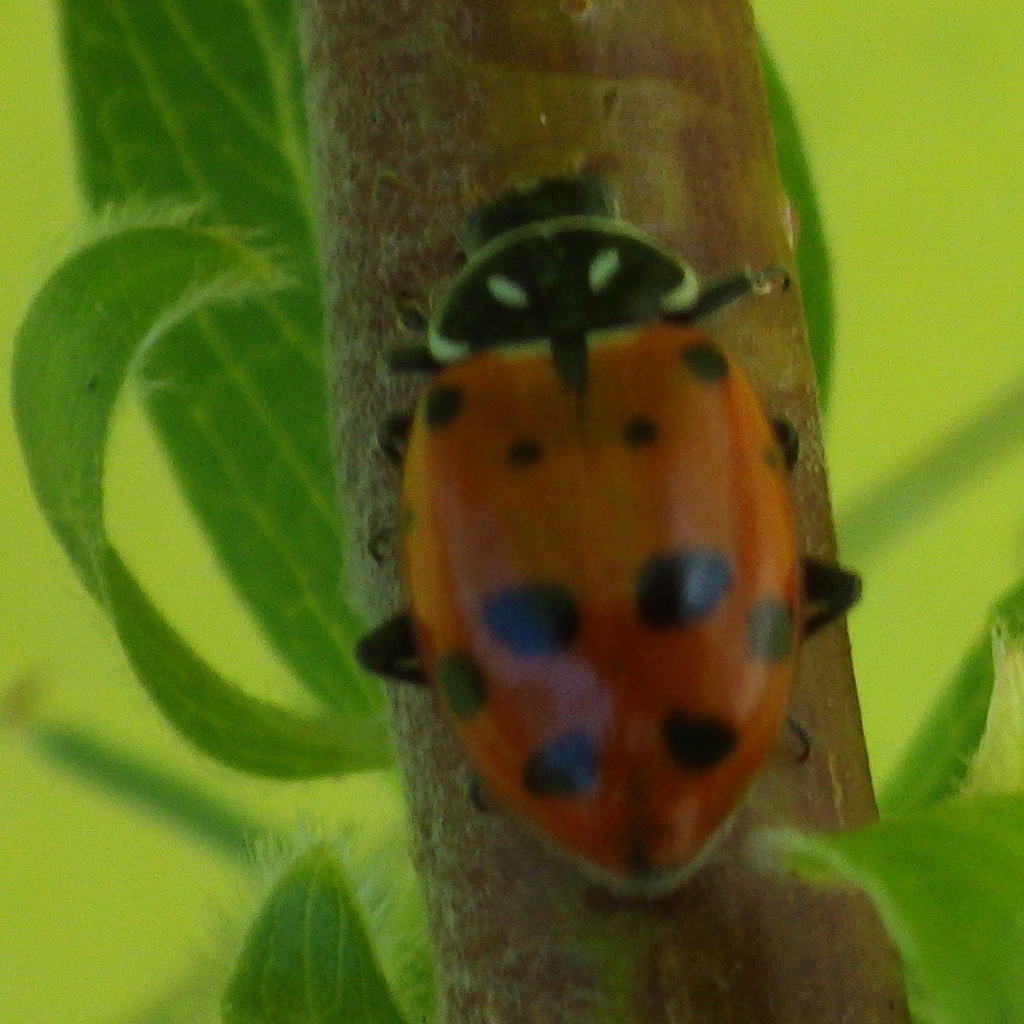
[666,264,790,324]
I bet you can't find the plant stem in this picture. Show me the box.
[300,0,910,1019]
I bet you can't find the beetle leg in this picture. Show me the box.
[367,525,396,564]
[385,343,443,374]
[802,559,862,636]
[394,296,429,336]
[771,417,799,473]
[378,412,413,465]
[468,774,494,813]
[385,292,440,372]
[356,612,425,684]
[667,264,790,324]
[786,716,812,763]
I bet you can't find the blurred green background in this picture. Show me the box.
[2,1,1022,1021]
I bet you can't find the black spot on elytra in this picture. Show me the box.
[681,343,728,382]
[622,416,657,446]
[523,732,598,796]
[482,583,578,657]
[636,549,733,628]
[424,384,463,428]
[663,712,737,770]
[436,652,485,716]
[747,597,793,662]
[507,438,542,466]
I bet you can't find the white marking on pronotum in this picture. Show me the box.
[658,270,701,313]
[588,247,622,293]
[486,274,531,310]
[428,332,472,364]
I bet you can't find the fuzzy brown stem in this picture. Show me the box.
[300,1,909,1021]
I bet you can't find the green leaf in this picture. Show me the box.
[333,797,438,1024]
[761,45,834,409]
[880,580,1024,816]
[771,795,1024,1024]
[961,615,1024,797]
[104,544,391,777]
[59,0,312,236]
[30,719,270,862]
[55,0,379,718]
[12,209,391,777]
[837,380,1024,565]
[223,844,408,1024]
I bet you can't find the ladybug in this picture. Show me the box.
[359,177,859,893]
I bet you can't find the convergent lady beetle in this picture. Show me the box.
[359,177,859,893]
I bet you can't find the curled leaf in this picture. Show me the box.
[12,210,391,777]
